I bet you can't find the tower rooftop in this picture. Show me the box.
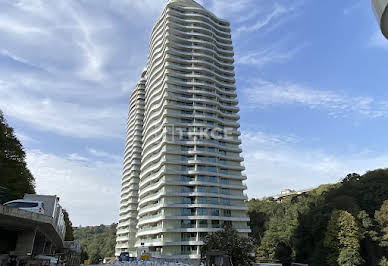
[168,0,203,8]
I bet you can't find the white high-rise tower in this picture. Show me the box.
[116,0,250,261]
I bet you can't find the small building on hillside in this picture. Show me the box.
[270,188,313,203]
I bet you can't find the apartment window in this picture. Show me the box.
[181,220,195,228]
[197,146,206,151]
[181,135,190,141]
[181,197,192,204]
[181,208,192,216]
[181,186,194,193]
[210,209,219,216]
[221,188,230,195]
[197,208,208,215]
[181,146,190,151]
[208,166,217,173]
[197,186,207,193]
[181,245,196,254]
[220,169,228,174]
[208,157,216,163]
[197,175,207,182]
[208,147,216,153]
[223,209,231,217]
[181,175,193,182]
[197,197,207,204]
[198,220,208,228]
[209,197,218,205]
[209,187,218,194]
[222,199,231,206]
[198,165,206,171]
[181,165,188,171]
[221,178,230,184]
[209,176,218,183]
[181,118,193,123]
[211,220,220,228]
[181,232,196,241]
[223,221,232,227]
[181,110,193,115]
[197,156,206,162]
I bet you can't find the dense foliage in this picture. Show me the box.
[200,224,255,266]
[248,169,388,266]
[0,110,35,202]
[63,209,75,241]
[74,224,117,264]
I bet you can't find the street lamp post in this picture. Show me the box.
[372,0,388,39]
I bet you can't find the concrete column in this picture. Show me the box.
[14,227,37,256]
[43,241,52,255]
[32,233,46,255]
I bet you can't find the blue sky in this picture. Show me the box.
[1,0,388,225]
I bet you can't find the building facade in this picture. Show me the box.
[116,0,250,260]
[116,70,146,256]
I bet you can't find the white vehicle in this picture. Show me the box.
[4,199,45,214]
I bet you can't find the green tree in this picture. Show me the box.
[324,210,362,266]
[357,210,379,241]
[274,242,292,266]
[200,224,254,266]
[376,200,388,247]
[248,168,388,265]
[0,110,35,201]
[380,257,388,266]
[63,209,74,241]
[337,248,364,266]
[73,224,117,261]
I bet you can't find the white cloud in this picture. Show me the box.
[243,79,388,118]
[242,130,388,198]
[0,0,155,139]
[13,132,38,145]
[207,0,252,19]
[87,148,121,161]
[0,78,127,138]
[26,149,121,226]
[68,153,89,162]
[236,43,306,67]
[235,3,289,34]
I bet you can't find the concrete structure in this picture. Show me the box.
[23,194,66,237]
[63,240,82,266]
[372,0,388,39]
[116,69,147,257]
[0,204,65,257]
[116,0,250,260]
